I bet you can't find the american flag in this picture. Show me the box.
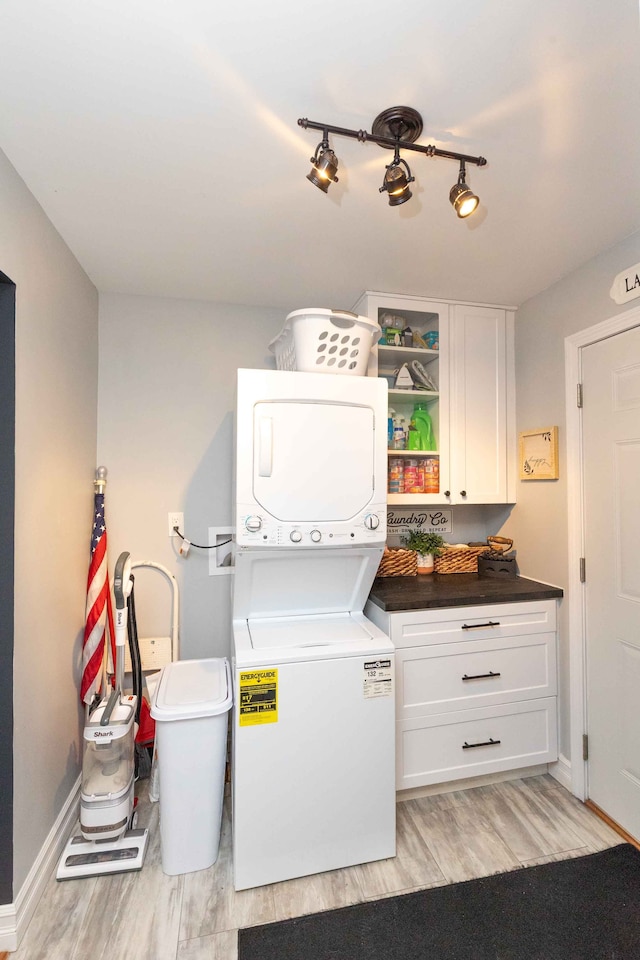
[80,490,110,704]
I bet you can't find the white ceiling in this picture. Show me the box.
[1,0,639,312]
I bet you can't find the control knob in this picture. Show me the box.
[245,515,262,532]
[290,529,303,543]
[310,529,322,543]
[364,513,380,530]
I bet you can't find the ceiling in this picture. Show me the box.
[1,0,639,312]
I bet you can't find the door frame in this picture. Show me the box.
[565,301,640,801]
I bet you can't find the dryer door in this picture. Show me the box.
[253,400,375,522]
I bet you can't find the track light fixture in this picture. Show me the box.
[307,136,339,193]
[449,161,479,218]
[379,148,414,206]
[298,106,486,216]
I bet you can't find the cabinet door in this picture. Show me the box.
[449,305,515,504]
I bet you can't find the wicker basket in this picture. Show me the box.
[434,546,490,575]
[377,548,417,578]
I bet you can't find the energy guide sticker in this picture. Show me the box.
[239,669,278,726]
[363,659,393,698]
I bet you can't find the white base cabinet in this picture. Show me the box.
[364,599,559,791]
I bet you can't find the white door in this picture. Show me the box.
[252,400,375,521]
[582,324,640,838]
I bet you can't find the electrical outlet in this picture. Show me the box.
[168,512,184,537]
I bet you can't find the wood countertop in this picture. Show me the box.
[367,574,563,612]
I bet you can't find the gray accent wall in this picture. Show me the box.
[0,146,98,894]
[97,294,284,660]
[502,228,640,762]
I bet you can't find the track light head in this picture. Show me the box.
[379,153,414,207]
[450,161,479,218]
[307,140,339,193]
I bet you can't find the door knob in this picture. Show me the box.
[460,490,467,497]
[444,490,451,498]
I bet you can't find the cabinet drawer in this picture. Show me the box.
[396,698,558,790]
[391,600,557,649]
[397,632,556,717]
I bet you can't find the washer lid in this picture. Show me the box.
[233,545,383,620]
[235,611,393,665]
[151,658,232,721]
[248,613,373,650]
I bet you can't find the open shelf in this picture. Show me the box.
[378,345,439,368]
[388,449,440,457]
[388,389,438,404]
[387,492,441,505]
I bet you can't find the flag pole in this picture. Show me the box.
[94,466,117,691]
[81,465,115,716]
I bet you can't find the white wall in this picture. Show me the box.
[0,148,99,892]
[502,228,640,763]
[97,294,284,661]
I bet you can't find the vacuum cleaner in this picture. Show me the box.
[56,551,149,880]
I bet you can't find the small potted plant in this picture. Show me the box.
[401,528,446,575]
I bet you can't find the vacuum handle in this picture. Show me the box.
[113,551,133,696]
[113,551,133,647]
[100,687,120,726]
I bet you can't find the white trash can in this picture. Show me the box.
[151,657,232,875]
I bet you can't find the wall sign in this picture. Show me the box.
[387,509,452,534]
[519,427,559,480]
[610,262,640,305]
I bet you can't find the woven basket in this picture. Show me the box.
[377,548,417,578]
[434,546,490,575]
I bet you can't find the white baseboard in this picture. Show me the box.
[0,902,18,954]
[396,763,550,802]
[548,753,572,793]
[0,776,80,953]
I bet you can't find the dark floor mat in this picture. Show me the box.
[239,844,640,960]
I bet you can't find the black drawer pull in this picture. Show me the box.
[462,671,501,681]
[461,621,500,630]
[462,738,501,750]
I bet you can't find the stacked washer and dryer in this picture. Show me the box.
[231,367,396,890]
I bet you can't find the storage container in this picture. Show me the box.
[434,546,490,574]
[269,308,380,375]
[376,547,418,577]
[151,658,232,875]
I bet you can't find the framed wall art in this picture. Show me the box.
[519,426,559,480]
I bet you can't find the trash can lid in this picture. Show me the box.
[151,657,232,721]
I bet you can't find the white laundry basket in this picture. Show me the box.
[269,308,380,375]
[151,657,232,876]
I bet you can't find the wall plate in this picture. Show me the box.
[208,526,235,576]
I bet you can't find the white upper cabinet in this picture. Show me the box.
[449,303,516,504]
[353,292,516,505]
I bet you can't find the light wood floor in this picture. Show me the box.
[10,774,622,959]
